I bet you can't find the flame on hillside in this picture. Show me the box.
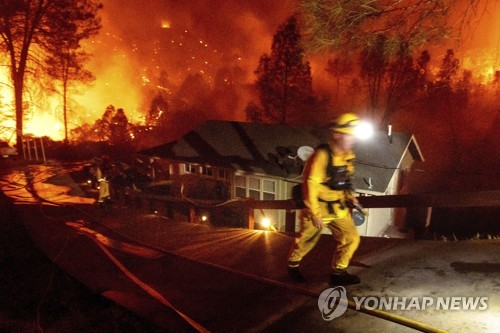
[461,50,498,83]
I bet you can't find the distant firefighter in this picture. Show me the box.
[96,158,112,207]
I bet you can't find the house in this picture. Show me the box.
[139,120,424,237]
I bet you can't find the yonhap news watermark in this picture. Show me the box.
[318,287,489,321]
[351,295,489,311]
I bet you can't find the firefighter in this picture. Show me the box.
[96,158,111,208]
[288,113,362,285]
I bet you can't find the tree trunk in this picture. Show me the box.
[282,66,289,124]
[63,80,68,143]
[14,73,24,155]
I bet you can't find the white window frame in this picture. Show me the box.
[183,163,198,174]
[201,165,213,177]
[182,163,231,181]
[234,175,276,200]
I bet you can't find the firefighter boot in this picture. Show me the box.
[287,262,306,283]
[329,268,360,286]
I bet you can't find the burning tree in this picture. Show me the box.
[46,31,97,142]
[95,104,115,141]
[148,93,168,127]
[110,107,130,145]
[71,104,132,145]
[0,0,101,149]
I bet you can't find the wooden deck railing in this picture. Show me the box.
[132,190,500,230]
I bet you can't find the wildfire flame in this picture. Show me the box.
[24,113,64,140]
[0,65,67,142]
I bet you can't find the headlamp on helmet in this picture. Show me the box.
[329,113,373,139]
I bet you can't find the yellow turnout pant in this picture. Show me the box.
[289,210,360,270]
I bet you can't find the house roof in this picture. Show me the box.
[355,130,424,192]
[140,120,424,193]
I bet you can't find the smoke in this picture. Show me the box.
[103,0,295,62]
[75,0,297,127]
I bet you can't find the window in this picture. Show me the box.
[263,179,275,192]
[201,166,213,176]
[235,175,246,198]
[182,163,230,181]
[248,177,260,199]
[218,169,227,179]
[249,177,260,190]
[235,175,276,200]
[184,164,198,174]
[262,179,275,200]
[249,189,260,200]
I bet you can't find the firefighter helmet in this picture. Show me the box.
[329,113,360,135]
